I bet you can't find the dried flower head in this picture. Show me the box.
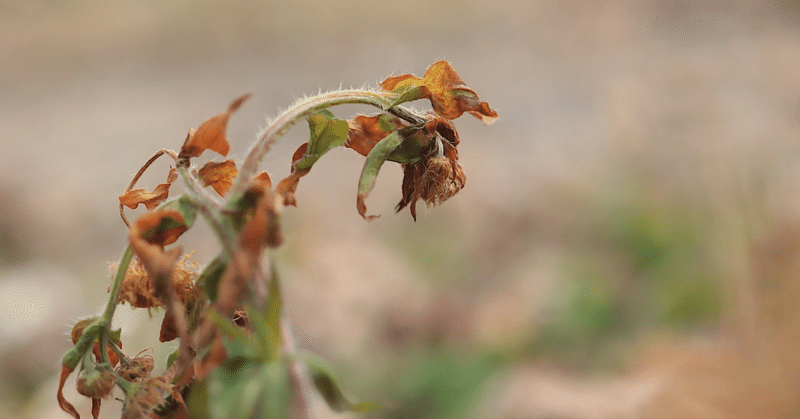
[76,364,116,399]
[117,353,155,382]
[121,375,172,419]
[110,252,200,312]
[395,122,466,220]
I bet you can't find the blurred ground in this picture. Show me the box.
[3,0,800,418]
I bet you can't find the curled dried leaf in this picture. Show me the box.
[58,364,80,419]
[253,171,272,189]
[275,142,311,207]
[198,159,238,196]
[130,210,189,248]
[346,113,408,157]
[159,309,179,342]
[276,111,349,206]
[179,93,251,159]
[381,60,498,124]
[356,129,408,221]
[239,184,283,252]
[119,168,178,211]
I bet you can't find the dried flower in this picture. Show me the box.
[110,253,200,312]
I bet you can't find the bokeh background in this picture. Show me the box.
[4,0,800,417]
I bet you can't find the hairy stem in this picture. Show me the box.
[229,89,401,201]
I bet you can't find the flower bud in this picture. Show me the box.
[76,365,115,399]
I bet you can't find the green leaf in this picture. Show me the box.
[294,351,380,413]
[205,309,257,360]
[208,357,261,419]
[197,254,228,301]
[204,357,290,419]
[187,378,210,417]
[259,361,291,419]
[264,264,283,361]
[107,327,122,345]
[242,262,283,361]
[159,195,198,229]
[358,130,404,196]
[386,129,437,164]
[294,110,349,170]
[165,348,179,370]
[356,128,411,220]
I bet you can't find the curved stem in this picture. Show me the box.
[228,90,396,201]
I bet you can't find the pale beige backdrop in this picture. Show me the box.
[3,1,800,418]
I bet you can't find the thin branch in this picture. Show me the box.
[102,246,134,324]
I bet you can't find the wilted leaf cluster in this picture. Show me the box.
[58,60,495,418]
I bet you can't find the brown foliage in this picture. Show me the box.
[119,168,178,211]
[275,142,311,206]
[380,60,498,124]
[57,364,80,419]
[198,159,238,196]
[345,113,407,156]
[179,93,250,159]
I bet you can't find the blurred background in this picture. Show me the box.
[3,0,800,417]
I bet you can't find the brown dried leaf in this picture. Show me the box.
[130,210,188,248]
[380,60,498,124]
[198,159,238,196]
[239,184,283,252]
[179,93,251,158]
[253,171,272,189]
[275,142,311,206]
[345,113,407,157]
[58,364,80,419]
[159,309,179,342]
[119,168,178,211]
[91,398,101,419]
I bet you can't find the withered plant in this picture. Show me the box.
[58,60,497,419]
